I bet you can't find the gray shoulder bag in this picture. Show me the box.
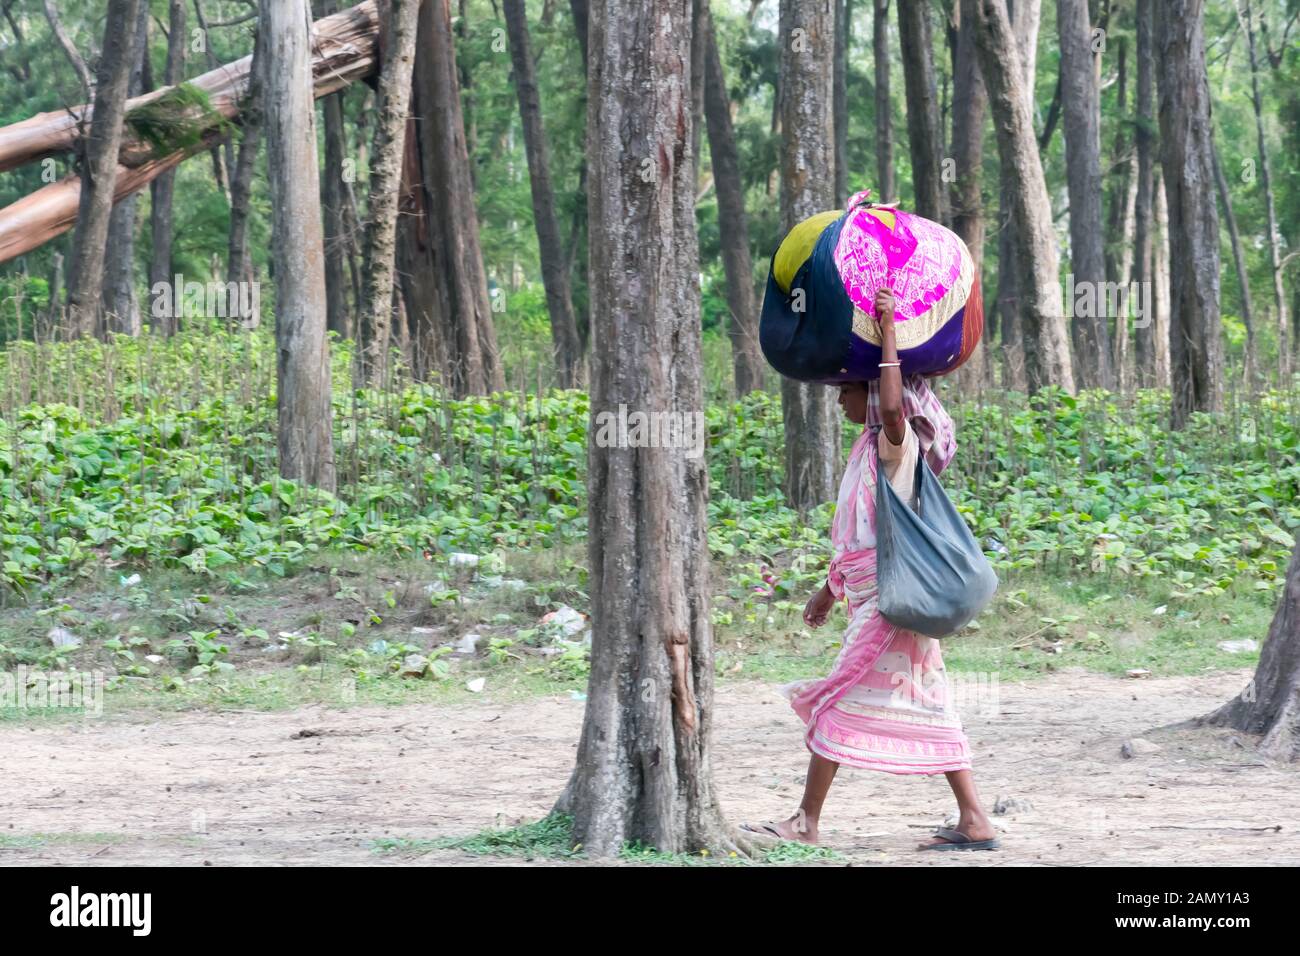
[875,448,998,638]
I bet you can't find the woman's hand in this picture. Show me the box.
[803,581,836,629]
[872,287,896,326]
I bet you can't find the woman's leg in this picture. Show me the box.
[743,752,839,843]
[917,768,997,848]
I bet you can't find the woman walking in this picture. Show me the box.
[743,287,999,852]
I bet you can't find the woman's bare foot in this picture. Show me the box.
[917,810,997,849]
[741,812,819,844]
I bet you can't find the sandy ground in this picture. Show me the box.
[3,667,1297,866]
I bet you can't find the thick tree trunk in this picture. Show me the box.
[779,0,841,510]
[897,0,947,222]
[1132,0,1156,389]
[1057,0,1112,390]
[403,0,504,396]
[149,1,187,320]
[872,0,896,200]
[504,0,584,388]
[66,0,142,338]
[703,7,764,395]
[395,117,451,383]
[968,0,1074,393]
[102,0,150,337]
[1241,0,1289,382]
[1197,535,1300,761]
[359,0,421,385]
[260,0,336,492]
[556,0,739,858]
[948,0,988,395]
[1157,0,1222,428]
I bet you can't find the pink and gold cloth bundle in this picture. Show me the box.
[760,190,984,383]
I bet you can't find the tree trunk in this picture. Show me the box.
[395,117,451,383]
[833,0,851,205]
[149,0,187,320]
[1241,0,1289,382]
[1197,534,1300,761]
[66,0,142,338]
[1132,0,1156,388]
[1157,0,1222,428]
[102,0,150,337]
[402,0,504,396]
[968,0,1074,393]
[897,0,947,222]
[226,27,266,330]
[1104,36,1136,393]
[872,0,896,200]
[504,0,584,388]
[779,0,841,510]
[993,0,1039,392]
[948,0,988,395]
[1153,165,1172,388]
[1212,135,1257,392]
[260,0,336,492]
[555,0,739,858]
[359,0,421,385]
[703,7,764,395]
[318,0,354,341]
[1057,0,1112,390]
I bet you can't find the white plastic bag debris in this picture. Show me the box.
[47,627,81,649]
[466,677,486,693]
[448,552,480,568]
[540,605,586,637]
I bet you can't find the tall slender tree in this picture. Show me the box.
[897,0,947,223]
[320,0,356,341]
[102,0,150,336]
[779,0,841,509]
[1157,0,1222,427]
[702,5,765,394]
[260,0,336,491]
[504,0,584,387]
[555,0,738,857]
[1132,0,1157,388]
[872,0,895,200]
[948,0,988,393]
[65,0,142,338]
[1240,0,1289,381]
[967,0,1075,393]
[1057,0,1112,389]
[150,0,188,314]
[359,0,421,384]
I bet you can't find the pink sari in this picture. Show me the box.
[781,375,974,774]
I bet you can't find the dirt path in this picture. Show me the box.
[3,668,1297,866]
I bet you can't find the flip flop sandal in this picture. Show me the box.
[739,820,787,842]
[919,825,1001,851]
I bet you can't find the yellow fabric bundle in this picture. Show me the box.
[772,210,841,293]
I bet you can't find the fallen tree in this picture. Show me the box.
[0,0,379,265]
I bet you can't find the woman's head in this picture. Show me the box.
[837,381,872,425]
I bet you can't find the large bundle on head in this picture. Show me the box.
[759,190,983,383]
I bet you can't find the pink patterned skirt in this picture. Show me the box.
[781,549,973,775]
